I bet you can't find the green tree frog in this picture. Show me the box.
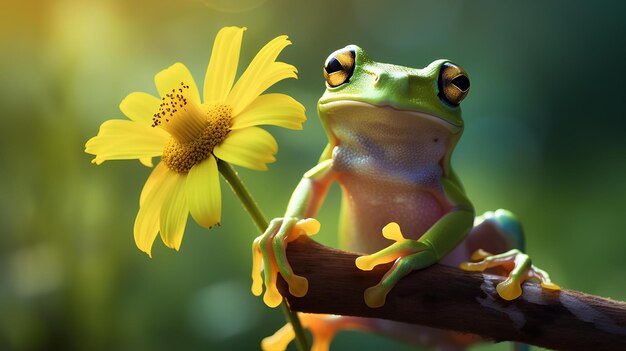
[252,45,559,350]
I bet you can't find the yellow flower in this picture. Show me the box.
[85,27,306,256]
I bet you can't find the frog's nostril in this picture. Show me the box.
[374,71,391,85]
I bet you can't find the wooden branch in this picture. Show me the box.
[277,236,626,350]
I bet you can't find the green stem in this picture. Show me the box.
[217,159,309,351]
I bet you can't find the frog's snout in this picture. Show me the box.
[373,70,410,92]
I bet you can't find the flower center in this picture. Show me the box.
[153,82,232,174]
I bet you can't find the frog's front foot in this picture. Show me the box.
[251,217,320,307]
[355,222,438,308]
[460,249,560,300]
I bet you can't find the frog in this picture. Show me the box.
[251,45,560,350]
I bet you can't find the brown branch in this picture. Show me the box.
[277,236,626,350]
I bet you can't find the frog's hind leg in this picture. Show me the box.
[441,209,524,268]
[446,209,559,301]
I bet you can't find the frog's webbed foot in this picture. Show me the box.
[460,249,560,300]
[355,222,438,308]
[262,313,369,351]
[251,218,320,307]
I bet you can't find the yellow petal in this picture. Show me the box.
[159,173,189,251]
[134,166,177,257]
[154,62,201,103]
[203,26,246,104]
[140,162,168,206]
[213,127,277,170]
[119,92,161,123]
[231,93,306,130]
[226,35,297,115]
[139,158,154,167]
[186,155,221,229]
[85,119,169,164]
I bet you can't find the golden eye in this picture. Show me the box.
[323,48,355,87]
[438,62,470,106]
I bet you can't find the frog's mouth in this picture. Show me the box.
[318,100,462,134]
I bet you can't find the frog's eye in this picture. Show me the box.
[323,49,356,87]
[438,62,470,106]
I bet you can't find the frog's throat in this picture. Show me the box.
[318,100,462,133]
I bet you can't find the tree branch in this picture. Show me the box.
[277,236,626,350]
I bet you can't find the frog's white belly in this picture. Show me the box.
[338,177,448,253]
[325,102,456,253]
[333,145,451,253]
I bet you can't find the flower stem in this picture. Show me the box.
[217,159,310,351]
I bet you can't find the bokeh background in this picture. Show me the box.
[2,0,625,350]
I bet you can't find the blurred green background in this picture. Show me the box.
[2,0,625,350]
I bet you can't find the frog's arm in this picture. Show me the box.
[421,177,474,257]
[355,176,475,308]
[318,142,335,163]
[284,158,335,219]
[252,157,336,307]
[448,167,465,193]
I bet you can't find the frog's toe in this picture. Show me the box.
[364,285,388,308]
[541,281,561,290]
[459,259,490,272]
[496,276,523,301]
[261,322,295,351]
[251,237,265,296]
[470,248,493,261]
[460,248,522,273]
[263,279,283,308]
[355,222,411,271]
[287,275,309,297]
[531,266,561,290]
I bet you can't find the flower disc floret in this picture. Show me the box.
[162,104,232,174]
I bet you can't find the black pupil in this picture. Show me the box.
[451,75,470,91]
[325,57,344,74]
